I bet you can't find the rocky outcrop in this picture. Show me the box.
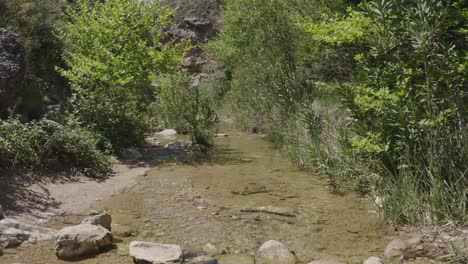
[81,212,112,231]
[129,241,182,264]
[55,224,113,260]
[0,219,57,248]
[257,240,296,264]
[0,28,25,117]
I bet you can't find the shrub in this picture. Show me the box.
[0,116,111,177]
[58,0,185,151]
[156,73,219,147]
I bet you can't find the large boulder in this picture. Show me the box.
[0,219,57,248]
[81,212,112,231]
[157,129,178,137]
[55,224,113,260]
[0,28,25,117]
[129,241,182,264]
[257,240,296,264]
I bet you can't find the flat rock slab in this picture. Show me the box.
[240,206,296,217]
[218,254,255,264]
[0,219,57,248]
[130,241,182,264]
[55,224,112,260]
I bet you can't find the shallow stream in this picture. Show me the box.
[2,131,394,263]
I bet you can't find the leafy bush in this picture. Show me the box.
[0,116,111,177]
[157,73,219,147]
[58,0,185,151]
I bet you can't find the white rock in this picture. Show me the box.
[129,241,182,264]
[257,240,295,264]
[384,239,407,258]
[81,212,112,231]
[203,243,220,256]
[157,129,178,137]
[0,219,57,248]
[364,256,382,264]
[55,224,113,260]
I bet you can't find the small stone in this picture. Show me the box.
[129,241,182,264]
[157,129,178,137]
[384,239,407,258]
[363,256,382,264]
[218,254,255,264]
[81,212,112,231]
[257,240,295,264]
[203,243,220,256]
[190,255,217,264]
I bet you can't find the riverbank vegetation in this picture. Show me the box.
[0,0,218,176]
[209,0,467,225]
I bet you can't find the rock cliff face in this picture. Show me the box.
[0,28,25,117]
[162,0,223,75]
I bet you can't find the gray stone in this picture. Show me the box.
[218,254,255,264]
[129,241,182,264]
[55,224,113,260]
[165,140,192,151]
[0,219,57,248]
[81,212,112,231]
[384,239,407,258]
[257,240,295,264]
[190,256,217,264]
[157,129,178,137]
[363,256,382,264]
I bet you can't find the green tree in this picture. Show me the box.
[58,0,185,150]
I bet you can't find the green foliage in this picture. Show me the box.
[58,0,185,151]
[157,73,219,146]
[0,0,66,118]
[208,0,312,133]
[0,116,111,177]
[301,0,467,224]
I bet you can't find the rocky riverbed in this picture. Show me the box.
[0,131,466,263]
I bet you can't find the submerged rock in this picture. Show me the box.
[190,255,217,264]
[384,239,407,258]
[55,224,112,260]
[257,240,295,264]
[363,256,382,264]
[81,212,112,231]
[129,241,182,264]
[0,219,57,248]
[308,260,346,264]
[203,243,221,256]
[120,147,143,161]
[165,140,192,151]
[218,254,255,264]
